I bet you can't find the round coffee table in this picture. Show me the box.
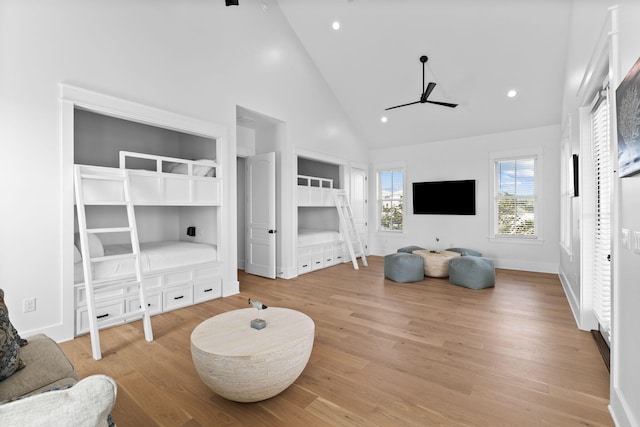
[190,307,314,402]
[412,250,461,277]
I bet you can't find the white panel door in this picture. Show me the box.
[351,167,368,254]
[245,152,276,278]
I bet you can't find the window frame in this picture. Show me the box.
[489,148,544,242]
[376,166,405,233]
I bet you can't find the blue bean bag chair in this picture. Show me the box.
[448,256,495,289]
[384,252,425,283]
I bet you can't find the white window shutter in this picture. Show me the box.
[591,89,612,339]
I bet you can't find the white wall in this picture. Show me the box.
[560,2,640,425]
[369,125,561,273]
[0,0,368,340]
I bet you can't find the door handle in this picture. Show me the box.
[268,229,277,234]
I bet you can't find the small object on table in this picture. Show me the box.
[248,298,268,330]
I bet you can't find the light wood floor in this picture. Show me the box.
[60,257,613,426]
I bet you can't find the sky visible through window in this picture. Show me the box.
[380,170,403,198]
[498,159,534,196]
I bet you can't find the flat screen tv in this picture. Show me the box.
[412,180,476,215]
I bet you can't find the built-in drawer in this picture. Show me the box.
[311,254,324,270]
[194,279,222,303]
[126,292,162,316]
[298,256,312,275]
[334,242,345,264]
[76,300,125,335]
[163,285,194,311]
[322,244,334,266]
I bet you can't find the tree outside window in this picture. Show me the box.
[496,158,536,236]
[378,169,404,231]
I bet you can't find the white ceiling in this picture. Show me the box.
[277,0,572,150]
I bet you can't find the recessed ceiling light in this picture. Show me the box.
[507,89,518,98]
[332,21,340,30]
[381,116,388,123]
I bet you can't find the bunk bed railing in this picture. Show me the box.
[297,174,334,189]
[119,151,217,177]
[297,174,337,207]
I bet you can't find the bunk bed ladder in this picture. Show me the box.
[73,165,154,360]
[333,190,368,270]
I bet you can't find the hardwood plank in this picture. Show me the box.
[59,257,612,426]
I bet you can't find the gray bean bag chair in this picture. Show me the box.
[384,252,425,283]
[448,256,495,289]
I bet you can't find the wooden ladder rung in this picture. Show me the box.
[87,227,133,234]
[82,201,130,206]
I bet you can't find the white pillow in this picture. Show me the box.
[74,233,104,258]
[170,159,215,176]
[73,245,82,263]
[0,375,117,427]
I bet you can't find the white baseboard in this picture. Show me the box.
[370,246,558,274]
[222,280,240,297]
[610,386,636,427]
[493,258,558,274]
[558,267,581,329]
[277,266,297,280]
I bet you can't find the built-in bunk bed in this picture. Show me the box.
[296,157,346,275]
[73,110,222,336]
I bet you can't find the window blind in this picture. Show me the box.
[591,88,611,340]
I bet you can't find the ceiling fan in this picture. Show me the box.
[385,55,458,111]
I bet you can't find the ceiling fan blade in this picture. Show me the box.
[385,100,421,110]
[426,100,458,108]
[421,82,436,102]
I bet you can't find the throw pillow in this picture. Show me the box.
[0,289,25,381]
[0,374,117,426]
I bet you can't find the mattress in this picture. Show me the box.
[297,229,342,246]
[74,240,217,283]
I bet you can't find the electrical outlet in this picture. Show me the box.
[23,297,36,313]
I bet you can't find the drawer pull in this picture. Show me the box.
[139,303,151,309]
[204,288,213,293]
[174,295,184,300]
[326,258,331,262]
[97,313,109,319]
[302,264,308,268]
[315,261,321,264]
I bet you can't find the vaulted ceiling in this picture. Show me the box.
[277,0,572,149]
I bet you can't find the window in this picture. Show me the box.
[490,150,542,239]
[377,168,404,231]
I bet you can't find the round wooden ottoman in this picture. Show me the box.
[412,250,461,277]
[190,307,314,403]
